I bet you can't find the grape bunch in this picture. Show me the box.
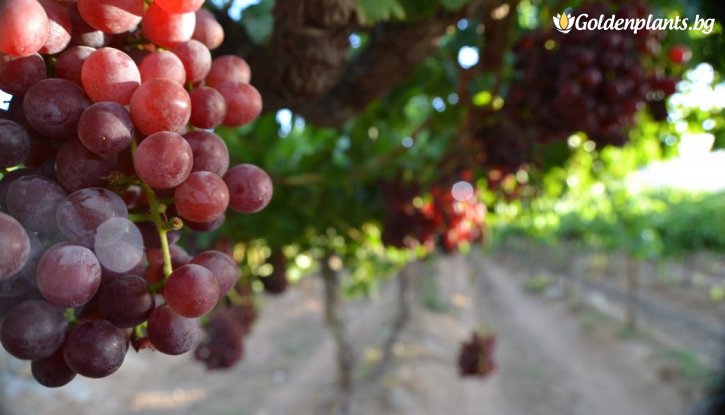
[476,0,677,174]
[259,248,289,295]
[457,331,496,378]
[380,179,486,253]
[0,0,274,387]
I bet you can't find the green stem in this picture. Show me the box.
[130,138,174,287]
[64,308,79,325]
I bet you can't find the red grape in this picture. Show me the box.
[133,131,193,189]
[164,264,220,318]
[174,171,229,223]
[36,243,102,307]
[6,175,66,234]
[205,55,251,88]
[192,8,224,50]
[147,304,201,355]
[82,47,141,105]
[78,102,134,156]
[55,138,118,192]
[63,319,126,378]
[67,2,111,48]
[0,0,49,57]
[183,129,229,176]
[142,2,195,49]
[55,45,95,85]
[154,0,204,14]
[668,44,691,64]
[0,299,66,360]
[31,348,76,387]
[23,78,91,139]
[56,187,129,247]
[129,79,191,135]
[216,81,262,127]
[77,0,144,34]
[38,0,72,54]
[224,164,273,213]
[94,217,144,274]
[98,274,154,328]
[189,86,227,129]
[0,53,47,96]
[191,250,239,294]
[0,212,30,279]
[172,39,211,83]
[138,50,186,85]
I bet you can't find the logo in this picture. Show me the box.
[553,12,574,33]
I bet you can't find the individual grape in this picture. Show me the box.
[55,45,95,85]
[129,79,191,135]
[98,274,154,328]
[224,164,273,214]
[0,212,30,279]
[194,309,244,370]
[56,187,128,247]
[216,82,262,127]
[82,47,141,105]
[31,348,76,387]
[78,102,134,157]
[138,50,186,85]
[0,230,41,296]
[38,0,72,54]
[63,319,126,378]
[94,217,144,274]
[189,87,227,129]
[0,0,50,57]
[184,214,225,233]
[0,119,31,168]
[133,131,193,189]
[23,78,91,139]
[145,244,191,284]
[6,175,66,234]
[67,2,111,48]
[205,55,251,88]
[0,168,33,212]
[0,299,66,360]
[77,0,144,34]
[174,171,229,223]
[55,138,117,192]
[142,2,195,49]
[36,243,101,307]
[192,8,224,50]
[147,304,201,355]
[172,40,211,83]
[154,0,204,14]
[184,130,229,177]
[0,53,46,96]
[191,250,239,295]
[164,264,220,318]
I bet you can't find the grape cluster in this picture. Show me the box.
[260,248,289,295]
[457,331,496,378]
[476,0,677,174]
[380,180,486,253]
[0,0,274,387]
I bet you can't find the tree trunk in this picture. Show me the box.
[367,260,415,381]
[320,256,355,415]
[625,254,639,332]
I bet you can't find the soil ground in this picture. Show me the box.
[0,253,712,415]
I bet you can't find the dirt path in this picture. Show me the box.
[0,254,706,415]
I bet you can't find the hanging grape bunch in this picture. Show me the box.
[457,331,496,378]
[0,0,273,387]
[477,0,677,173]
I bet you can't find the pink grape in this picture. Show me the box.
[38,0,72,54]
[205,55,251,88]
[0,0,50,57]
[133,131,193,189]
[189,86,226,129]
[174,171,229,223]
[138,50,186,85]
[36,243,102,307]
[191,250,239,294]
[142,2,195,49]
[164,264,220,318]
[192,8,224,50]
[154,0,204,14]
[77,0,144,34]
[147,304,201,355]
[0,212,30,279]
[216,81,262,127]
[224,164,274,213]
[183,130,229,176]
[172,39,211,83]
[129,79,191,135]
[82,47,141,105]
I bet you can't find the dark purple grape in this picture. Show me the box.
[6,175,66,234]
[63,319,126,378]
[31,348,76,387]
[77,101,134,157]
[0,299,67,360]
[98,275,154,328]
[0,119,31,168]
[164,264,219,318]
[147,304,201,355]
[0,53,46,96]
[36,243,101,307]
[55,138,117,192]
[56,187,128,248]
[0,211,30,279]
[0,230,41,297]
[23,78,91,140]
[93,217,143,274]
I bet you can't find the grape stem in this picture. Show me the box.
[130,138,174,287]
[64,308,79,325]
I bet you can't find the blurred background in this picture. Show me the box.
[2,0,724,414]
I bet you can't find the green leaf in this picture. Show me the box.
[356,0,406,24]
[439,0,471,12]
